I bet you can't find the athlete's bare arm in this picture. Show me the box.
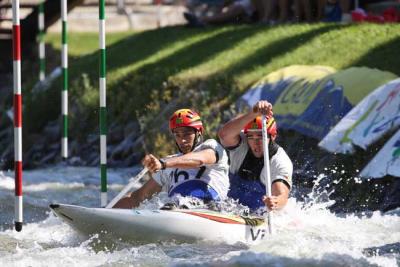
[262,181,290,210]
[218,100,272,147]
[143,149,217,173]
[113,178,162,209]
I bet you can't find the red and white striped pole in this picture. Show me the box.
[12,0,23,232]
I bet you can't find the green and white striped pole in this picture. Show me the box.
[61,0,68,159]
[99,0,108,207]
[38,1,45,81]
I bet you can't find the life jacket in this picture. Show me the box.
[228,141,279,210]
[169,179,220,202]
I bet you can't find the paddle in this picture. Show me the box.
[105,167,148,208]
[261,115,273,234]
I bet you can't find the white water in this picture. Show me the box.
[0,166,399,267]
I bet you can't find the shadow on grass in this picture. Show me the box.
[349,36,400,76]
[203,24,345,107]
[109,24,344,150]
[110,25,267,119]
[24,24,348,139]
[68,26,217,78]
[24,26,219,133]
[24,25,263,135]
[106,26,224,74]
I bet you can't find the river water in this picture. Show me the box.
[0,166,399,267]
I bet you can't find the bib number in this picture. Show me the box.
[172,166,207,183]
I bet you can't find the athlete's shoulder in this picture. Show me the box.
[197,139,229,166]
[196,139,224,151]
[202,138,220,146]
[272,147,293,169]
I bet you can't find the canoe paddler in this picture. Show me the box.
[218,100,293,212]
[114,108,230,208]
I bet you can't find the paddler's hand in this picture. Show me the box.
[262,195,279,211]
[142,154,162,173]
[253,100,273,117]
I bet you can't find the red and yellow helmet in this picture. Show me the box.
[243,115,277,137]
[169,109,204,133]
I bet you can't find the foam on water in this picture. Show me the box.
[247,200,400,267]
[0,172,13,190]
[0,167,399,267]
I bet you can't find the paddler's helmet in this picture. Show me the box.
[169,109,204,134]
[243,115,277,137]
[169,108,204,152]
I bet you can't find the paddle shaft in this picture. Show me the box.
[105,168,148,208]
[262,115,273,234]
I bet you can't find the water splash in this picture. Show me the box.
[0,167,399,267]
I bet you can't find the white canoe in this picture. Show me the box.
[50,204,268,244]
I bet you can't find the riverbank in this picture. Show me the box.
[0,23,399,211]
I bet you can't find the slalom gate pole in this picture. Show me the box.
[99,0,108,207]
[38,1,45,81]
[61,0,68,159]
[12,0,23,232]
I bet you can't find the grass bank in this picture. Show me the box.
[25,23,400,157]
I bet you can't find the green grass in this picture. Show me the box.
[25,23,400,155]
[45,32,130,57]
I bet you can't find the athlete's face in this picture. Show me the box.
[246,132,269,158]
[172,127,197,154]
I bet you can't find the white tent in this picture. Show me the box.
[319,78,400,153]
[360,129,400,178]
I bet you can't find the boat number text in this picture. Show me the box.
[250,228,266,241]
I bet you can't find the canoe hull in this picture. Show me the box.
[50,204,268,244]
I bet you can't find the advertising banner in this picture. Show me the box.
[360,129,400,178]
[240,66,397,139]
[319,78,400,153]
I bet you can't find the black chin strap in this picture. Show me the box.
[191,132,202,151]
